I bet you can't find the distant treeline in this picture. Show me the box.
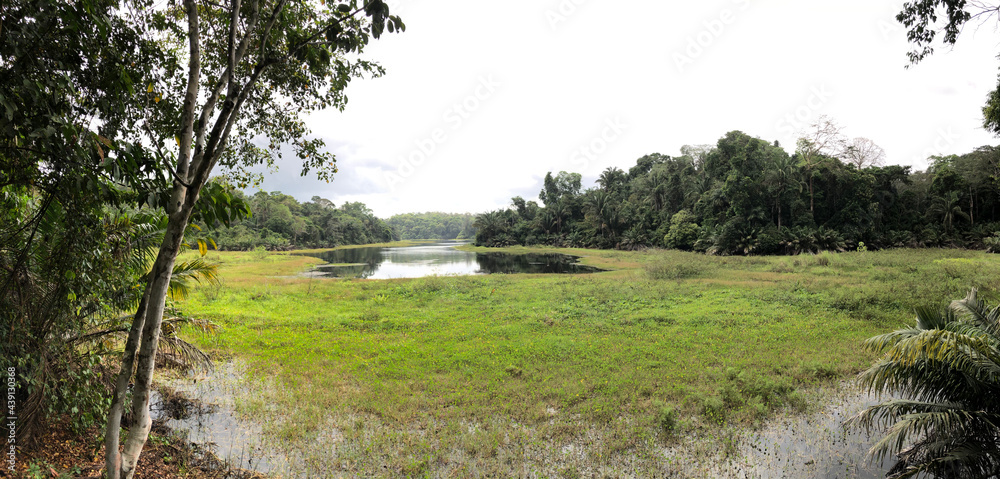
[474,130,1000,255]
[200,191,394,250]
[385,212,476,240]
[198,193,480,250]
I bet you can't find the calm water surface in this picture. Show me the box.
[296,241,603,279]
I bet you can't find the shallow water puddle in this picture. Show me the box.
[150,363,297,477]
[727,385,895,478]
[153,363,899,478]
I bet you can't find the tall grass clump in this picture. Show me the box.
[644,252,711,280]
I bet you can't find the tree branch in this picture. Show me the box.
[193,0,260,162]
[176,0,202,185]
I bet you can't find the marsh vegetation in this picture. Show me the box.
[171,246,1000,477]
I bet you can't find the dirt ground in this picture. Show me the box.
[1,415,267,479]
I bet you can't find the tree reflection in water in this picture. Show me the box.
[297,242,602,279]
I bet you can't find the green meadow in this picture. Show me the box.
[175,246,1000,477]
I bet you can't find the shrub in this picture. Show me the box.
[653,401,678,436]
[644,257,704,280]
[984,232,1000,253]
[665,210,699,251]
[251,246,269,260]
[702,395,725,422]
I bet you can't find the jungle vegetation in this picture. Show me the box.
[193,190,394,250]
[473,134,1000,256]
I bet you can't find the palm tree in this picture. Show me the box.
[597,166,626,193]
[929,191,970,234]
[72,213,221,371]
[8,210,218,442]
[852,288,1000,478]
[764,153,801,228]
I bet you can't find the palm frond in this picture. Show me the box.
[952,287,1000,338]
[862,327,924,353]
[854,288,1000,476]
[167,258,220,301]
[915,305,953,331]
[157,334,213,373]
[858,359,1000,405]
[859,329,1000,405]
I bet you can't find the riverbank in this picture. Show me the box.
[173,246,1000,477]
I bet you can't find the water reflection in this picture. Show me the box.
[296,241,603,279]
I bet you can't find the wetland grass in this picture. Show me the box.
[175,246,1000,477]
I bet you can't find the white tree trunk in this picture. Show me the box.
[106,208,191,479]
[103,292,148,478]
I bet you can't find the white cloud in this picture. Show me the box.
[251,0,1000,217]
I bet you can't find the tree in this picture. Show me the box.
[539,171,559,206]
[1,0,174,446]
[597,166,627,194]
[929,190,970,234]
[796,115,846,213]
[842,137,886,169]
[853,288,1000,478]
[311,195,336,209]
[554,171,583,198]
[97,1,405,477]
[665,209,699,250]
[585,190,619,242]
[627,152,669,179]
[764,148,800,228]
[679,144,713,166]
[897,1,1000,135]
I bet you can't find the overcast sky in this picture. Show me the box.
[240,1,1000,218]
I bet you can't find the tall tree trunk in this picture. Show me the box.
[103,293,149,477]
[105,207,192,479]
[970,187,974,226]
[105,0,204,473]
[777,199,782,229]
[808,176,814,213]
[102,0,368,470]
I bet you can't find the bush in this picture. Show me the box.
[653,401,678,436]
[645,257,705,280]
[665,210,699,251]
[702,395,726,422]
[813,251,833,266]
[985,232,1000,253]
[251,246,269,260]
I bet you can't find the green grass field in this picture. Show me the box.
[175,246,1000,477]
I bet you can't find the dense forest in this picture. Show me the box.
[195,194,482,250]
[474,128,1000,255]
[385,212,476,240]
[195,191,394,250]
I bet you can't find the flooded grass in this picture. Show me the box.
[174,246,1000,477]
